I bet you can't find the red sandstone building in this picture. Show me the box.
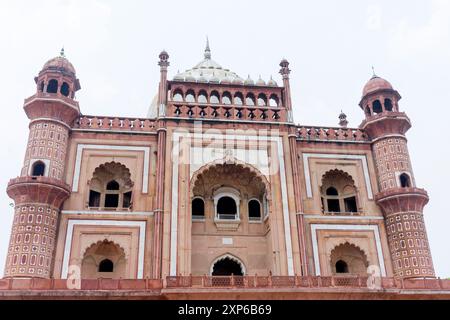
[1,43,449,299]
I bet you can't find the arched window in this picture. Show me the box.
[106,180,120,190]
[185,90,195,103]
[326,187,340,212]
[257,93,267,106]
[39,81,45,92]
[372,100,383,114]
[192,198,205,219]
[47,79,58,94]
[335,260,349,273]
[384,98,393,111]
[217,196,237,220]
[60,82,70,97]
[172,89,183,102]
[245,93,255,106]
[210,91,220,104]
[198,90,208,103]
[88,162,133,210]
[88,190,101,207]
[248,199,261,221]
[234,92,243,105]
[98,259,114,272]
[321,170,359,214]
[269,94,279,107]
[222,91,232,105]
[31,161,45,176]
[399,173,411,188]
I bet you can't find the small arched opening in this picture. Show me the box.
[98,258,114,272]
[172,89,184,102]
[372,100,383,114]
[248,199,262,221]
[60,82,70,97]
[245,93,255,106]
[198,90,208,103]
[399,173,411,188]
[335,260,349,273]
[222,91,232,105]
[210,91,220,104]
[192,197,205,220]
[384,98,393,111]
[31,161,46,176]
[257,93,267,106]
[217,196,237,220]
[269,94,279,107]
[234,92,244,105]
[185,90,195,103]
[46,79,58,94]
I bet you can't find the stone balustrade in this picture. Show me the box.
[297,126,369,142]
[167,103,287,122]
[0,276,448,291]
[75,116,156,132]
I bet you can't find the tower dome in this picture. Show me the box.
[172,38,242,83]
[362,75,393,96]
[40,48,76,76]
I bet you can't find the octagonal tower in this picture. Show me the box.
[4,49,81,278]
[360,74,435,278]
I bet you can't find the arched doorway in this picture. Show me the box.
[330,242,369,275]
[81,240,127,279]
[212,258,244,276]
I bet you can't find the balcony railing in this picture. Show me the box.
[166,103,287,122]
[297,126,369,142]
[2,276,447,291]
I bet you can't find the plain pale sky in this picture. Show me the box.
[0,0,449,277]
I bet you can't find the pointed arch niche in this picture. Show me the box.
[189,158,274,276]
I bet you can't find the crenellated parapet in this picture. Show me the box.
[296,126,369,142]
[75,115,157,133]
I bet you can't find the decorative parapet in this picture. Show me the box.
[74,116,157,133]
[166,103,287,122]
[0,276,449,291]
[296,126,369,142]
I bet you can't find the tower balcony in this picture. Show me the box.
[23,92,80,126]
[375,187,429,216]
[360,111,411,140]
[7,176,71,207]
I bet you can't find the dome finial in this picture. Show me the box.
[371,66,377,78]
[60,46,65,58]
[204,36,211,59]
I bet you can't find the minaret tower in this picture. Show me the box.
[359,73,435,278]
[4,49,81,278]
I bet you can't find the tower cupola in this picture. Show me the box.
[359,73,401,119]
[35,48,81,99]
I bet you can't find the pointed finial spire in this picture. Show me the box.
[60,46,65,57]
[338,110,348,127]
[371,66,377,78]
[204,36,211,59]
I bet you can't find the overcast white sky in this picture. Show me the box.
[0,0,449,277]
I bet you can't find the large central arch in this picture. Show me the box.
[190,156,271,198]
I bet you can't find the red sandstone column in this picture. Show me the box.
[4,51,80,278]
[280,59,308,275]
[360,76,435,278]
[152,51,169,278]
